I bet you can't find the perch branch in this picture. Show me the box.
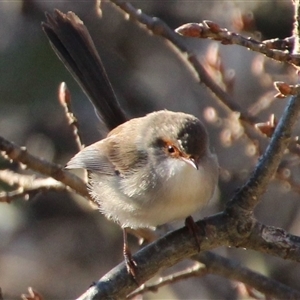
[76,214,300,300]
[128,250,300,299]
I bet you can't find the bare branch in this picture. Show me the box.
[58,82,84,151]
[242,221,300,261]
[0,170,68,203]
[227,92,300,212]
[176,21,300,66]
[263,36,294,52]
[76,214,300,300]
[128,251,300,299]
[0,169,64,189]
[0,135,90,200]
[196,251,300,300]
[127,262,207,299]
[0,188,35,203]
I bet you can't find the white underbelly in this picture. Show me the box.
[92,154,218,229]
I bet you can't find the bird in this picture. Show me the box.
[42,10,219,280]
[66,110,218,230]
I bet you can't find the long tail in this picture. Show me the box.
[42,9,128,131]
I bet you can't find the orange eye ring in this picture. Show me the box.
[167,145,175,153]
[164,142,181,158]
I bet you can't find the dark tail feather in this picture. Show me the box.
[42,9,128,131]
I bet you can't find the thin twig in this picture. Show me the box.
[127,262,207,299]
[263,36,294,52]
[176,21,300,66]
[0,135,90,200]
[0,170,68,203]
[58,82,84,151]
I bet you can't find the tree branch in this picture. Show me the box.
[58,82,84,151]
[0,170,68,202]
[227,91,300,213]
[127,262,207,299]
[195,251,300,300]
[176,21,300,66]
[76,212,300,300]
[128,251,300,299]
[263,36,294,52]
[0,135,90,200]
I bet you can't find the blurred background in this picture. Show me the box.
[0,0,299,299]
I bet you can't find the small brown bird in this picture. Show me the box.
[42,10,218,279]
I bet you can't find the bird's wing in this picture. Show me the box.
[65,140,116,176]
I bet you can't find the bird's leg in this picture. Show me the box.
[185,216,205,252]
[123,228,138,282]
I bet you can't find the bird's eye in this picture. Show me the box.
[167,145,175,153]
[163,141,180,157]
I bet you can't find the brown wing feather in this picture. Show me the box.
[66,117,148,176]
